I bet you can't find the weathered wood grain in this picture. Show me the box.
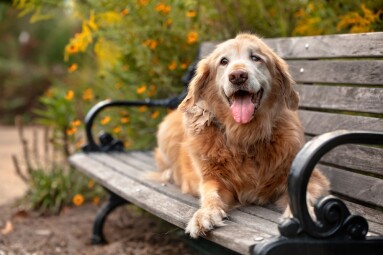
[264,32,383,59]
[298,110,383,135]
[296,85,383,114]
[69,153,271,255]
[288,60,383,85]
[319,164,383,208]
[319,144,383,176]
[200,33,383,60]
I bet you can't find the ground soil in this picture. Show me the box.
[0,201,199,255]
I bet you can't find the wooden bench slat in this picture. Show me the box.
[264,32,383,59]
[298,110,383,135]
[200,33,383,60]
[287,60,383,85]
[319,164,383,208]
[318,144,383,176]
[296,85,383,114]
[69,153,272,255]
[345,201,383,236]
[97,152,282,230]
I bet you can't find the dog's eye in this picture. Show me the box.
[220,58,229,66]
[251,55,261,62]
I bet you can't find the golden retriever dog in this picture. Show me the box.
[153,33,329,238]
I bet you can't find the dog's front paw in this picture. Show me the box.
[185,207,227,238]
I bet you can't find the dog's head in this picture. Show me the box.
[179,33,299,126]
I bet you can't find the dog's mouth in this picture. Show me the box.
[228,88,264,124]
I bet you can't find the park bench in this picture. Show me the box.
[69,32,383,255]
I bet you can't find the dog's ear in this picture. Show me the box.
[275,57,299,110]
[178,58,210,112]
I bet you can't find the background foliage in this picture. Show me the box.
[3,0,382,212]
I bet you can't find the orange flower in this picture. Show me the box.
[76,139,84,149]
[138,106,147,112]
[120,117,130,124]
[88,179,95,189]
[148,84,156,97]
[168,60,177,71]
[180,62,188,69]
[186,10,197,17]
[68,63,78,73]
[155,3,171,14]
[100,116,111,125]
[83,88,94,101]
[144,39,158,50]
[113,126,122,134]
[136,84,147,94]
[72,194,84,206]
[187,31,198,44]
[66,127,77,136]
[121,8,129,16]
[138,0,149,6]
[71,120,81,127]
[92,196,100,205]
[67,44,78,54]
[165,18,172,26]
[65,90,74,101]
[151,110,160,119]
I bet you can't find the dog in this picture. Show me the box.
[153,33,329,238]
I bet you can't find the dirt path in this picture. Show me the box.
[0,125,38,205]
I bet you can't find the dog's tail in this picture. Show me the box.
[145,148,173,183]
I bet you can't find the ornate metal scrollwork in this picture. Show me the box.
[278,130,382,240]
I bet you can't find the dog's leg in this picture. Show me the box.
[186,179,234,238]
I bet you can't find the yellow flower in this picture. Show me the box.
[68,63,78,73]
[100,116,111,125]
[71,120,81,127]
[187,31,198,44]
[121,8,129,16]
[113,126,122,134]
[120,117,130,124]
[72,194,84,206]
[124,140,131,148]
[151,110,160,119]
[66,127,77,136]
[136,84,147,94]
[180,62,188,69]
[83,88,94,101]
[92,196,100,205]
[65,90,74,101]
[186,10,197,18]
[88,179,95,189]
[138,106,147,112]
[168,60,177,71]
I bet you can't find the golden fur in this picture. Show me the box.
[153,33,329,238]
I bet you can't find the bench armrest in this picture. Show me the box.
[279,130,383,239]
[82,93,186,152]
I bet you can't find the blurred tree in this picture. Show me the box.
[0,2,74,124]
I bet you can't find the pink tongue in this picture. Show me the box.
[230,94,255,124]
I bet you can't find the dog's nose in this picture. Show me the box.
[229,70,248,85]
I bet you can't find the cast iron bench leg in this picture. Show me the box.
[91,192,128,244]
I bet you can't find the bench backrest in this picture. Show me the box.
[198,33,383,212]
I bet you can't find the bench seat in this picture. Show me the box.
[69,150,383,254]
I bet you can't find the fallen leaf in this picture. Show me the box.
[1,220,13,235]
